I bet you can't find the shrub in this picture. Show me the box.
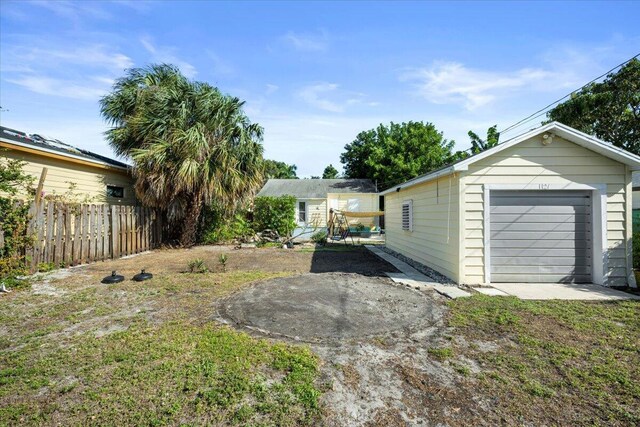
[311,230,327,244]
[198,205,254,244]
[188,258,208,273]
[0,156,35,284]
[253,196,296,237]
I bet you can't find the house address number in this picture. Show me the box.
[538,184,550,189]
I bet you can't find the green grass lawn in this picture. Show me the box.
[447,295,640,425]
[0,271,323,427]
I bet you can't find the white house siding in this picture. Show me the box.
[385,175,460,282]
[305,198,328,227]
[461,135,630,286]
[327,193,379,226]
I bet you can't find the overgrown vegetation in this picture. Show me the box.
[253,195,296,236]
[310,230,327,244]
[448,295,640,424]
[198,205,255,244]
[0,157,34,285]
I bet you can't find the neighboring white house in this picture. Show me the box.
[256,179,379,234]
[382,122,640,288]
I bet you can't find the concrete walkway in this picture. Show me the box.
[364,246,471,299]
[488,282,640,301]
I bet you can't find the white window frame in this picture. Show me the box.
[402,199,413,232]
[483,183,607,286]
[297,200,307,224]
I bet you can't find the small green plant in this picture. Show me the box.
[310,230,327,244]
[218,253,228,272]
[428,346,454,361]
[355,223,366,232]
[37,262,56,273]
[188,258,208,273]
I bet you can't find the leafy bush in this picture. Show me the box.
[253,196,296,237]
[311,230,327,244]
[188,258,208,273]
[0,156,35,283]
[198,205,254,244]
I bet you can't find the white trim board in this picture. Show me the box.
[482,183,607,286]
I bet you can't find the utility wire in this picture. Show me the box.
[498,52,640,137]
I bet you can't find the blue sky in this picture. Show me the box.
[1,1,639,177]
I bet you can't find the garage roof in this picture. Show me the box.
[257,179,377,198]
[381,122,640,195]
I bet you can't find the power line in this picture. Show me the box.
[498,52,640,137]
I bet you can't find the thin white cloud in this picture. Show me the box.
[282,30,328,52]
[297,83,379,113]
[1,40,132,100]
[265,84,279,95]
[401,62,556,110]
[6,76,108,100]
[206,50,234,76]
[140,36,197,78]
[298,83,344,112]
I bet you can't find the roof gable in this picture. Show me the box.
[382,122,640,195]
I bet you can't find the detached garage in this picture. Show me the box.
[382,122,640,287]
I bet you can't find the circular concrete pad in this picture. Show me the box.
[219,273,442,342]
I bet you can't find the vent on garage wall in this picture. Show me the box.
[402,200,413,232]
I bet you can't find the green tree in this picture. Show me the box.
[546,58,640,154]
[100,64,264,246]
[468,125,500,154]
[340,121,456,190]
[264,159,298,179]
[322,164,340,179]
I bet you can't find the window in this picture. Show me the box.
[298,201,306,222]
[402,200,413,232]
[106,185,124,198]
[347,198,359,211]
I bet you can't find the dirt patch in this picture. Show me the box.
[218,272,443,343]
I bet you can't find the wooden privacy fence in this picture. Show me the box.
[26,202,162,272]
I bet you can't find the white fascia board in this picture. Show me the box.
[1,136,130,171]
[380,166,455,195]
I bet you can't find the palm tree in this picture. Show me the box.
[100,64,264,246]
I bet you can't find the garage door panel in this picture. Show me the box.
[491,273,592,283]
[490,239,589,249]
[490,190,591,283]
[490,214,590,223]
[490,205,589,214]
[491,256,591,267]
[491,248,585,257]
[491,231,590,240]
[491,222,587,232]
[491,265,591,275]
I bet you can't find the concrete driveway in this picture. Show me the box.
[486,282,640,300]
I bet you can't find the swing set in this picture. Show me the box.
[326,208,385,245]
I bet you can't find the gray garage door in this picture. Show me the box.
[489,190,592,283]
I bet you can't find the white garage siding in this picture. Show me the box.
[461,135,630,286]
[385,174,460,282]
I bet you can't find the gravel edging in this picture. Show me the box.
[379,246,456,285]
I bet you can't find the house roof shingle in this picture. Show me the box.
[257,179,377,198]
[0,126,129,170]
